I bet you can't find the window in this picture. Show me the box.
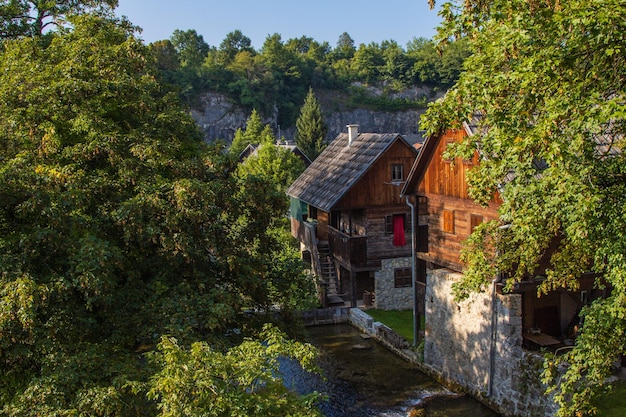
[470,214,483,233]
[385,214,412,234]
[442,209,455,234]
[391,164,404,182]
[394,268,412,288]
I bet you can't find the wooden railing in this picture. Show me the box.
[328,227,367,265]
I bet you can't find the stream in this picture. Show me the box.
[281,323,500,417]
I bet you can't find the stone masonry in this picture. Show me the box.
[424,268,559,417]
[374,257,413,310]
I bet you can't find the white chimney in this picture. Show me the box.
[347,124,359,146]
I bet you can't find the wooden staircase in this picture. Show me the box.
[318,242,344,307]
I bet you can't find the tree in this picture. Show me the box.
[236,144,315,314]
[230,109,273,156]
[406,37,439,84]
[0,13,317,416]
[149,39,180,84]
[259,33,307,126]
[238,142,306,194]
[0,0,117,38]
[334,31,355,60]
[422,1,626,416]
[351,42,383,84]
[170,28,210,68]
[218,29,254,65]
[169,29,212,101]
[148,324,322,417]
[295,87,327,160]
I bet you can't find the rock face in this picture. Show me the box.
[190,92,249,144]
[325,108,424,143]
[190,87,440,144]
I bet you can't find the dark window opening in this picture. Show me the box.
[394,268,412,288]
[470,213,483,233]
[392,164,404,182]
[385,213,412,234]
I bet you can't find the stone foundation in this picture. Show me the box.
[374,257,413,310]
[424,268,558,417]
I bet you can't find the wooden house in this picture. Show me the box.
[400,123,601,348]
[401,123,501,273]
[286,125,420,307]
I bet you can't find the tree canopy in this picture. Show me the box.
[422,1,626,416]
[229,109,275,157]
[0,13,320,416]
[0,0,117,38]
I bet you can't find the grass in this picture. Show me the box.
[363,309,424,342]
[595,381,626,417]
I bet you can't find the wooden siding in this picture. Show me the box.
[336,140,416,209]
[411,128,500,271]
[417,129,479,198]
[418,192,499,272]
[365,206,413,261]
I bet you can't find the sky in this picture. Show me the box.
[114,0,443,50]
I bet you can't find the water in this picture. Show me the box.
[281,324,500,417]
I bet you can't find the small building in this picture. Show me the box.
[238,141,312,167]
[286,125,421,308]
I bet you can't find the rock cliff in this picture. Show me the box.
[190,86,442,144]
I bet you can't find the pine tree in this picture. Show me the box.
[230,109,273,156]
[294,87,327,160]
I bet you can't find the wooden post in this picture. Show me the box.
[350,269,357,308]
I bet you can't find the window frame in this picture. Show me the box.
[385,213,412,235]
[394,267,412,288]
[391,163,404,182]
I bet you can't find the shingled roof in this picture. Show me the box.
[286,130,416,212]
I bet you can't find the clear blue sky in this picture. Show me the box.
[115,0,442,49]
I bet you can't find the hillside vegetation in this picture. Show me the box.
[150,30,470,127]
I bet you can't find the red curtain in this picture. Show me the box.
[393,214,406,246]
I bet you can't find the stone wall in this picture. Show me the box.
[374,257,413,310]
[424,268,558,417]
[301,307,350,326]
[349,308,415,355]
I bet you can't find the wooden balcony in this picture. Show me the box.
[328,226,367,266]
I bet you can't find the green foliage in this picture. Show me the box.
[593,381,626,417]
[238,142,306,193]
[0,0,118,38]
[295,87,327,160]
[154,28,469,126]
[168,29,212,102]
[236,139,315,313]
[424,1,626,415]
[230,109,274,156]
[0,13,318,416]
[148,324,323,417]
[346,86,428,112]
